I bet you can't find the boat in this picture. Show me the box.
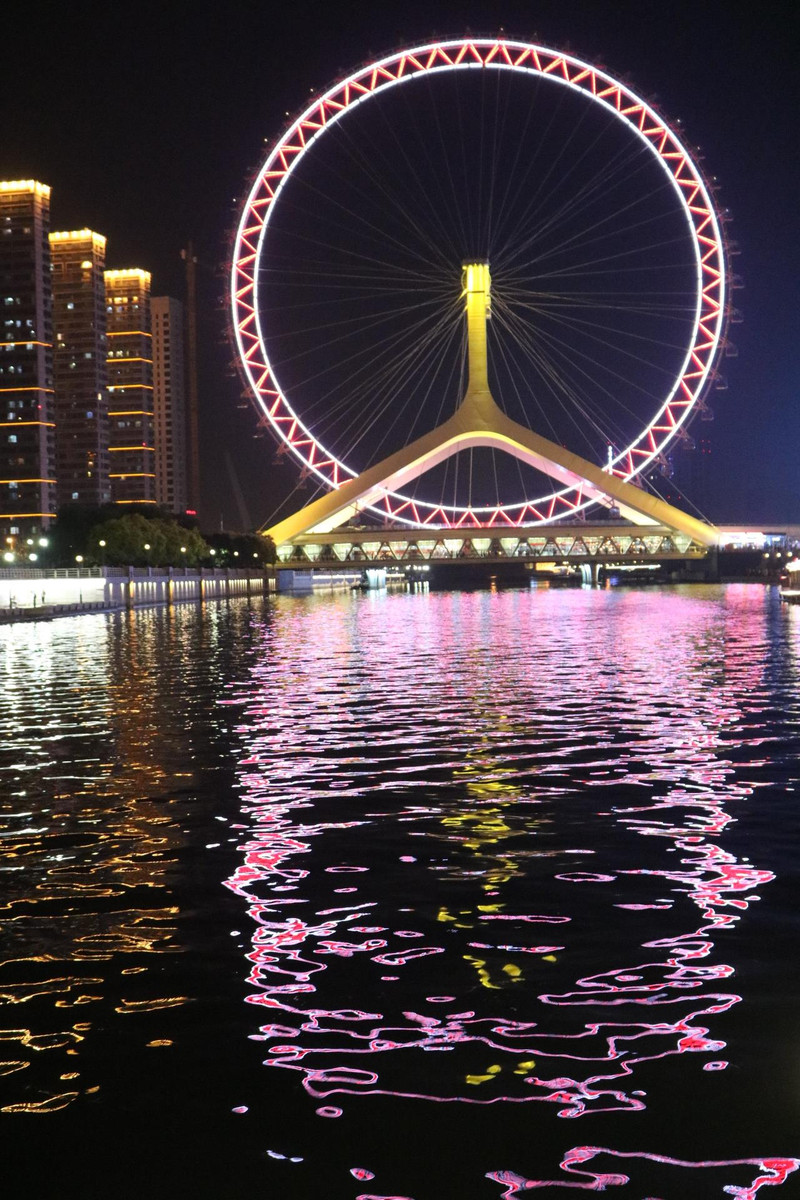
[779,558,800,603]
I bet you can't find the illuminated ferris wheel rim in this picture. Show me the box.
[232,37,727,527]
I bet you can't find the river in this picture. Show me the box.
[2,584,799,1198]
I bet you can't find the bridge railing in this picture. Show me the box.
[277,532,706,566]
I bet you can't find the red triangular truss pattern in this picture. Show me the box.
[231,38,726,531]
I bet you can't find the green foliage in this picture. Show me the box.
[88,514,210,566]
[204,531,276,565]
[49,502,120,565]
[47,503,274,568]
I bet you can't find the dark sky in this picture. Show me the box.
[6,0,798,528]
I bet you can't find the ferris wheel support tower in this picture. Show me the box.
[264,263,719,549]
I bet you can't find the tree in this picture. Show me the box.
[49,502,120,565]
[204,531,276,565]
[88,515,210,566]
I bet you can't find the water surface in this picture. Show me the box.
[2,586,799,1198]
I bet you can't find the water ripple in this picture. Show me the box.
[1,587,799,1198]
[224,586,800,1195]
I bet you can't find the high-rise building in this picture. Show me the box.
[50,229,110,508]
[151,296,188,514]
[0,180,56,544]
[104,268,155,505]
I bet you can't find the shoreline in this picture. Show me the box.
[0,566,275,624]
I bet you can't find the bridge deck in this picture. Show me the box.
[276,523,710,568]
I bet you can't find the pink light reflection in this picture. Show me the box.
[222,587,797,1190]
[487,1148,799,1197]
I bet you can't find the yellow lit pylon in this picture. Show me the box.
[265,261,719,547]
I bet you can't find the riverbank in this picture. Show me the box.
[0,566,275,623]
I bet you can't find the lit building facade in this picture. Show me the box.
[151,296,188,514]
[50,230,110,507]
[104,268,155,505]
[0,180,56,543]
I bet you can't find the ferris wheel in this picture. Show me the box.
[231,38,728,529]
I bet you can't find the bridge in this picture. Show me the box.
[275,520,707,576]
[264,263,718,583]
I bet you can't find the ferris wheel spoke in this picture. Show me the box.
[332,69,472,263]
[335,321,462,484]
[276,343,443,447]
[479,67,509,257]
[261,223,452,286]
[264,293,450,348]
[267,298,453,384]
[397,321,467,450]
[301,300,462,435]
[259,257,453,295]
[492,106,653,270]
[496,284,687,372]
[498,201,690,295]
[492,296,658,440]
[489,319,565,444]
[490,75,600,261]
[491,302,615,458]
[499,175,685,282]
[503,139,660,267]
[490,448,501,509]
[496,298,672,442]
[504,299,696,335]
[234,38,726,523]
[492,304,590,440]
[353,322,466,466]
[327,311,464,464]
[497,297,666,401]
[417,85,474,257]
[501,286,697,320]
[515,255,695,291]
[378,81,472,265]
[518,303,692,358]
[342,70,473,262]
[272,166,449,275]
[327,105,461,269]
[502,286,696,354]
[450,66,481,254]
[487,77,557,256]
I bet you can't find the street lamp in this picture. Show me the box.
[75,555,84,564]
[3,552,13,563]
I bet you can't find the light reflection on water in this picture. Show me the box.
[1,586,799,1198]
[224,586,800,1196]
[0,604,248,1117]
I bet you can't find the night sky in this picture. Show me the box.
[6,1,798,529]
